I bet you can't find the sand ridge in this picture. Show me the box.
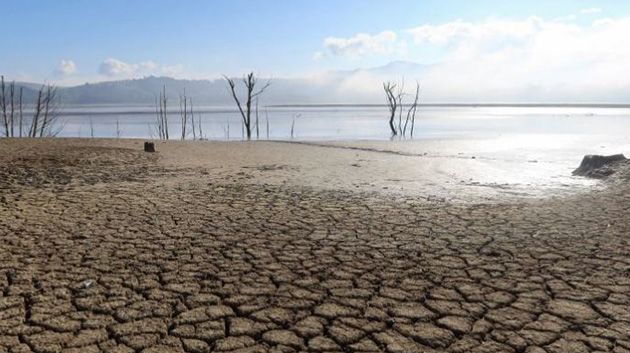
[0,139,629,353]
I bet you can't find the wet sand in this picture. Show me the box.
[1,138,629,353]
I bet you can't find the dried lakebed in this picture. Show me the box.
[0,139,629,353]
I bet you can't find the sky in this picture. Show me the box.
[3,0,630,102]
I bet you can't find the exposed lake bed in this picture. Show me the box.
[1,137,629,352]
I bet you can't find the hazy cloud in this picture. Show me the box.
[99,58,183,78]
[409,17,630,100]
[407,17,541,45]
[323,30,403,57]
[99,58,138,76]
[57,59,77,75]
[581,7,602,14]
[325,16,630,102]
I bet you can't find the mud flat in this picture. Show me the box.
[1,138,629,353]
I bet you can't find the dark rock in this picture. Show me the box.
[572,154,627,178]
[144,142,156,153]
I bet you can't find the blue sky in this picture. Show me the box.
[3,0,630,102]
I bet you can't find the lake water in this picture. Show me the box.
[54,105,630,144]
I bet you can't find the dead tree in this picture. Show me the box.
[9,80,15,137]
[89,118,95,138]
[223,72,271,140]
[18,87,23,137]
[403,82,420,137]
[179,90,188,140]
[29,87,43,137]
[0,77,20,137]
[0,76,7,137]
[197,114,203,140]
[190,98,196,140]
[383,82,398,136]
[265,109,270,140]
[255,98,260,140]
[154,86,170,140]
[384,80,420,138]
[26,84,61,138]
[39,85,59,137]
[116,119,121,138]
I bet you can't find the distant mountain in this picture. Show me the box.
[9,61,428,105]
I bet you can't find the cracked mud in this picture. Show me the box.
[1,140,629,353]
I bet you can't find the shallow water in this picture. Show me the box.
[47,105,630,143]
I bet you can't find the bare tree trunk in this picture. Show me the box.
[161,85,169,140]
[197,114,203,140]
[226,117,230,140]
[255,98,260,140]
[383,82,398,136]
[30,87,44,138]
[179,90,187,140]
[265,109,270,140]
[39,85,54,137]
[9,81,15,137]
[116,119,121,138]
[290,114,300,139]
[89,117,95,138]
[155,95,163,139]
[18,87,23,138]
[1,76,7,137]
[190,98,196,140]
[407,82,420,138]
[403,82,420,137]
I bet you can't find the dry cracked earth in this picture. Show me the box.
[1,140,629,353]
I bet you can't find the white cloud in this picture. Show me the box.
[323,30,404,57]
[99,58,137,76]
[98,58,184,78]
[57,59,77,75]
[320,16,630,103]
[403,17,630,102]
[581,7,602,14]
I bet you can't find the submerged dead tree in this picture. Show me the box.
[223,72,271,140]
[178,91,198,140]
[29,84,61,138]
[383,80,420,138]
[1,76,15,137]
[155,86,203,140]
[383,82,399,136]
[154,85,170,139]
[403,83,420,137]
[1,76,62,138]
[179,90,188,140]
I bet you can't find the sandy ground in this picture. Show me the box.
[0,138,629,353]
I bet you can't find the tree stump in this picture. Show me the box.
[144,141,156,153]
